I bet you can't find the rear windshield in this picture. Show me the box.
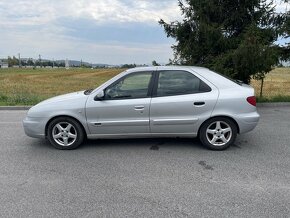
[212,71,243,86]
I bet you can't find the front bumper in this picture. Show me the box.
[23,116,48,139]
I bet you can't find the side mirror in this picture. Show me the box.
[94,90,105,101]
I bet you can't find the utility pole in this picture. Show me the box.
[52,58,54,68]
[65,59,69,69]
[18,53,21,68]
[39,54,42,68]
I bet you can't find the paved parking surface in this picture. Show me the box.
[0,107,289,217]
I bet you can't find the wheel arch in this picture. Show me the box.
[45,115,87,138]
[198,115,240,136]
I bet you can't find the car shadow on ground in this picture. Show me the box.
[27,137,204,150]
[81,137,205,150]
[28,135,247,152]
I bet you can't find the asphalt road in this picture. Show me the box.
[0,107,289,218]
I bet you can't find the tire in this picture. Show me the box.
[47,117,85,150]
[199,117,237,151]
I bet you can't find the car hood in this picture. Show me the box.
[28,91,89,118]
[38,91,87,106]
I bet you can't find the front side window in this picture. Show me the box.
[156,70,211,97]
[105,72,152,100]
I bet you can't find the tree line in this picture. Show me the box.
[6,56,65,68]
[5,56,144,69]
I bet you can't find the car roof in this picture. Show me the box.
[126,65,207,72]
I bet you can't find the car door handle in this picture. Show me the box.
[134,105,145,110]
[194,102,205,106]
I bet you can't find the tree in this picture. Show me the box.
[7,56,19,67]
[152,60,160,66]
[159,0,288,84]
[27,58,34,66]
[281,0,290,61]
[121,64,136,68]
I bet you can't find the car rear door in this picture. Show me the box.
[149,70,218,135]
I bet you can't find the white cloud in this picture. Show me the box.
[274,1,289,13]
[84,0,181,23]
[0,0,180,27]
[0,26,173,64]
[0,0,178,64]
[2,0,287,64]
[0,0,56,26]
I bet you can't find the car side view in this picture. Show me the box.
[23,66,260,150]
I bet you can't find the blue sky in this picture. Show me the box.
[0,0,288,65]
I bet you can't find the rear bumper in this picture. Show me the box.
[235,111,260,134]
[23,116,47,139]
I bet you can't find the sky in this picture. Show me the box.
[0,0,288,65]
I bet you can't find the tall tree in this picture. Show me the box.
[281,0,290,60]
[152,60,160,66]
[159,0,288,84]
[7,56,19,67]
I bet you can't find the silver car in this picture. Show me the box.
[23,66,259,150]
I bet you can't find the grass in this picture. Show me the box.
[251,67,290,102]
[0,68,122,105]
[256,95,290,103]
[0,67,289,105]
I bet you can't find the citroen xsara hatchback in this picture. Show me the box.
[23,66,259,150]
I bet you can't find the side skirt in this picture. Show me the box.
[87,133,197,139]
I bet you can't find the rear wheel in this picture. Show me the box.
[47,117,84,150]
[199,117,237,150]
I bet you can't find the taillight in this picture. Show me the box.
[247,96,256,106]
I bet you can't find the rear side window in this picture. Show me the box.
[156,70,211,97]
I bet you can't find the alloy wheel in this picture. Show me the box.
[205,121,232,146]
[52,122,77,147]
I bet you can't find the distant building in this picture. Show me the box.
[0,60,8,68]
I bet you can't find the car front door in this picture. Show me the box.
[86,71,154,136]
[150,70,219,135]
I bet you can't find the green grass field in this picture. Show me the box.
[0,68,122,106]
[251,68,290,102]
[0,67,289,105]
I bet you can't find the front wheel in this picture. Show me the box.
[199,117,237,150]
[47,117,85,150]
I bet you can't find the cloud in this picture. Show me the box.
[0,26,173,64]
[0,0,180,27]
[274,1,289,13]
[1,0,287,64]
[0,0,179,64]
[56,18,173,44]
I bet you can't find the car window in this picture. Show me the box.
[105,72,152,100]
[156,70,211,97]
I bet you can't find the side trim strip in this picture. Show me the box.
[87,132,197,139]
[91,120,149,127]
[152,118,199,125]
